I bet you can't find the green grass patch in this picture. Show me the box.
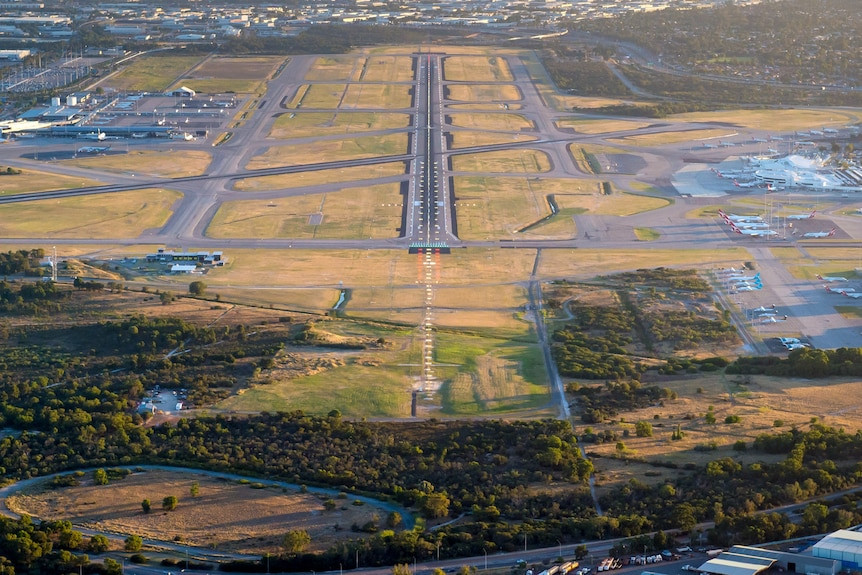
[634,227,661,241]
[106,56,205,92]
[0,169,103,195]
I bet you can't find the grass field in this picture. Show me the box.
[449,130,537,149]
[341,84,412,109]
[0,189,181,238]
[608,128,736,146]
[220,350,416,417]
[304,56,361,81]
[518,52,633,111]
[200,249,539,290]
[200,286,342,314]
[434,330,552,417]
[448,103,524,111]
[670,108,862,130]
[580,373,862,492]
[269,112,410,139]
[8,469,388,555]
[555,118,652,134]
[538,247,751,280]
[447,112,534,132]
[451,150,551,173]
[634,227,661,241]
[293,83,346,108]
[361,55,414,82]
[104,55,205,92]
[234,162,406,191]
[443,56,513,82]
[446,84,522,102]
[208,183,403,240]
[178,56,286,93]
[0,169,103,195]
[64,150,212,178]
[246,133,408,169]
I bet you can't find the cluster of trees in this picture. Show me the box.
[542,57,630,98]
[729,347,862,377]
[575,0,860,96]
[599,424,862,535]
[572,102,717,119]
[645,310,737,347]
[611,269,711,293]
[0,250,46,277]
[568,380,675,424]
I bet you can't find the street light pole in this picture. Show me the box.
[557,540,562,559]
[484,549,487,570]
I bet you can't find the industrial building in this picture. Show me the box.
[811,529,862,571]
[696,546,838,575]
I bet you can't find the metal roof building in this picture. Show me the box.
[729,545,838,575]
[811,529,862,571]
[698,551,775,575]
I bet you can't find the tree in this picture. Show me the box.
[159,291,173,305]
[387,511,403,529]
[393,564,411,575]
[575,545,588,560]
[104,557,123,575]
[188,281,207,296]
[141,499,151,514]
[93,468,108,485]
[190,482,200,497]
[59,529,83,550]
[124,535,143,552]
[635,420,653,437]
[88,534,110,553]
[282,529,311,554]
[421,492,450,519]
[162,495,178,511]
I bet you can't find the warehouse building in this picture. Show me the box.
[811,529,862,571]
[697,546,838,575]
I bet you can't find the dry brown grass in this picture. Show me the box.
[8,469,385,555]
[576,373,862,495]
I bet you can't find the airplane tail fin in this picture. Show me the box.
[809,211,816,218]
[829,228,836,236]
[816,274,824,280]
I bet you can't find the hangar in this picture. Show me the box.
[811,529,862,571]
[697,546,838,575]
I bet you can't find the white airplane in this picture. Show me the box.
[732,225,777,237]
[76,145,110,154]
[737,285,763,291]
[752,138,767,143]
[802,228,836,238]
[823,128,839,134]
[718,209,763,223]
[702,143,717,149]
[733,179,761,188]
[786,343,810,350]
[78,130,106,141]
[728,272,761,282]
[816,274,847,282]
[810,130,824,136]
[825,286,853,294]
[787,211,816,220]
[754,306,777,313]
[843,291,862,299]
[733,222,772,230]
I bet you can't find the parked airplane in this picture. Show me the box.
[76,145,110,154]
[802,229,836,238]
[78,130,105,141]
[752,138,767,143]
[825,286,853,294]
[787,211,816,220]
[754,306,777,313]
[737,285,763,291]
[732,222,772,230]
[733,179,761,188]
[816,274,848,282]
[842,291,862,299]
[718,209,763,223]
[732,225,777,237]
[823,128,839,134]
[728,272,761,282]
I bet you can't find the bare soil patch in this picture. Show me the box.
[7,470,386,555]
